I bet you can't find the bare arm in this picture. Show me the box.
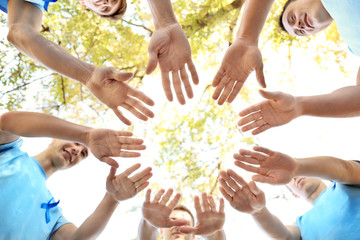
[137,218,159,240]
[147,0,177,29]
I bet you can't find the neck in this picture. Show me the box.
[307,182,327,204]
[33,149,57,178]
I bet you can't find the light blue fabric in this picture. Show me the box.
[0,0,54,13]
[296,181,360,240]
[0,138,70,240]
[321,0,360,56]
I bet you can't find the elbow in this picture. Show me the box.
[7,24,35,47]
[0,112,18,131]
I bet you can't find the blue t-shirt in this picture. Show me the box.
[0,138,69,240]
[321,0,360,56]
[0,0,55,13]
[296,181,360,240]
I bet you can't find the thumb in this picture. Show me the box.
[249,181,262,195]
[259,89,283,101]
[107,166,117,182]
[113,71,134,82]
[255,65,266,88]
[146,50,158,75]
[169,219,189,227]
[102,156,119,168]
[179,226,197,234]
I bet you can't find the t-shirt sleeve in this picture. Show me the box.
[47,215,71,240]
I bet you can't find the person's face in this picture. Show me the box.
[162,210,194,240]
[287,177,323,199]
[282,0,332,36]
[48,139,89,170]
[80,0,123,16]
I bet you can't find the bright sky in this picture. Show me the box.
[2,3,360,240]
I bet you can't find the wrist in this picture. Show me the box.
[105,192,120,205]
[83,65,96,86]
[235,35,259,46]
[251,206,267,218]
[295,96,306,117]
[81,127,94,147]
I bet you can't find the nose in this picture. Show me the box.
[297,19,305,29]
[71,147,81,156]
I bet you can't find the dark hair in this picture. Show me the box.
[95,0,127,21]
[174,204,195,227]
[278,0,297,33]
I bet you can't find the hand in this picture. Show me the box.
[85,66,155,125]
[238,90,300,135]
[106,163,152,201]
[179,193,225,236]
[219,169,265,215]
[86,129,146,168]
[212,39,265,105]
[142,188,188,228]
[146,23,199,105]
[234,146,297,184]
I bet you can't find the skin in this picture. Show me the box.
[79,0,123,16]
[161,210,194,240]
[287,177,326,203]
[281,0,333,36]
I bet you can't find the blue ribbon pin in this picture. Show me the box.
[41,197,60,224]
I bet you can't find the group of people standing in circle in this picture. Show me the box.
[1,0,360,239]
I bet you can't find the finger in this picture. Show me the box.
[212,68,225,87]
[145,188,152,203]
[180,66,193,98]
[259,89,282,101]
[119,151,141,158]
[136,181,150,193]
[237,112,262,127]
[179,226,197,234]
[227,81,244,103]
[153,189,165,203]
[201,192,211,212]
[116,131,133,137]
[122,163,141,177]
[218,178,236,197]
[252,124,272,135]
[241,119,267,132]
[121,103,148,121]
[227,169,249,187]
[101,157,119,168]
[160,188,174,205]
[217,79,236,105]
[167,192,181,209]
[119,144,146,151]
[219,186,232,203]
[249,181,262,195]
[125,97,154,118]
[238,103,262,118]
[187,60,199,85]
[234,161,260,174]
[239,149,268,161]
[130,167,152,182]
[208,195,217,211]
[172,71,185,105]
[171,219,191,227]
[194,195,202,213]
[255,65,266,88]
[113,71,134,82]
[129,88,155,107]
[112,107,131,126]
[117,136,144,145]
[212,75,229,101]
[134,173,153,188]
[161,71,173,102]
[107,167,117,182]
[219,169,241,191]
[252,174,274,184]
[253,146,275,156]
[233,153,261,165]
[219,198,225,213]
[146,49,158,74]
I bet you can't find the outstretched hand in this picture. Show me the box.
[238,90,300,135]
[86,66,155,125]
[86,129,146,168]
[212,39,265,105]
[146,23,199,105]
[179,192,225,236]
[106,163,152,201]
[142,188,188,228]
[233,146,297,184]
[219,169,265,215]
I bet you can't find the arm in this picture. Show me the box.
[179,193,226,240]
[146,0,199,105]
[7,0,154,125]
[218,169,300,240]
[234,146,360,185]
[0,111,146,167]
[137,188,188,240]
[51,164,153,240]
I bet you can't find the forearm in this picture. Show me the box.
[252,208,298,240]
[298,85,360,118]
[295,156,360,185]
[70,193,119,240]
[137,218,159,240]
[147,0,178,29]
[236,0,275,44]
[205,229,226,240]
[0,111,92,144]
